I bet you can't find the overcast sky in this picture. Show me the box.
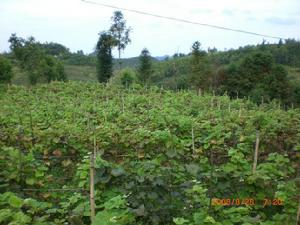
[1,0,300,58]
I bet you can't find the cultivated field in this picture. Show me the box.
[0,82,299,224]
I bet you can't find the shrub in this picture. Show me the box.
[0,56,13,84]
[110,68,137,87]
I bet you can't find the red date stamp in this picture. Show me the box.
[212,198,256,206]
[262,198,284,207]
[212,198,283,207]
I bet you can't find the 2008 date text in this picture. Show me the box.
[212,198,283,207]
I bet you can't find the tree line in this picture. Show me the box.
[137,40,300,106]
[93,11,300,106]
[1,35,67,85]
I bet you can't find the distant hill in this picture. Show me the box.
[154,55,170,61]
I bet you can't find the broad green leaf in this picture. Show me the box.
[104,196,125,210]
[0,209,12,223]
[26,178,35,185]
[8,195,23,208]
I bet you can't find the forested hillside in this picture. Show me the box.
[3,38,300,106]
[147,40,300,105]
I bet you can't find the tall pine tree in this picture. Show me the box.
[96,32,114,83]
[190,41,211,90]
[138,48,152,84]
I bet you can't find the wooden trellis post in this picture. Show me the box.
[29,110,35,146]
[191,125,195,154]
[239,106,242,117]
[198,88,202,96]
[252,130,260,173]
[93,127,97,157]
[296,200,300,225]
[17,124,23,184]
[208,147,214,212]
[90,153,96,223]
[121,95,125,113]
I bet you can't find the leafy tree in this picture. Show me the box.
[96,32,114,83]
[138,48,152,83]
[240,52,273,81]
[208,47,217,54]
[273,45,289,64]
[285,39,300,66]
[120,69,136,87]
[0,56,13,83]
[43,55,57,83]
[8,34,67,84]
[64,51,96,66]
[221,63,248,97]
[173,53,186,58]
[10,36,45,84]
[259,39,267,51]
[221,51,291,103]
[42,55,67,83]
[191,41,204,58]
[56,61,67,81]
[266,65,289,101]
[109,11,131,63]
[8,33,25,60]
[176,76,189,90]
[293,86,300,105]
[39,42,70,57]
[110,68,137,87]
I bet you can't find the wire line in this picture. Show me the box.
[81,0,285,40]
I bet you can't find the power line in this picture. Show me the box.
[81,0,285,40]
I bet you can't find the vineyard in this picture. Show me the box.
[0,82,299,225]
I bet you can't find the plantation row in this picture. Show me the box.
[0,82,299,225]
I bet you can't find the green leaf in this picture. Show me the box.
[13,211,31,224]
[8,195,23,208]
[93,209,134,225]
[35,170,44,178]
[185,163,199,176]
[111,167,125,177]
[166,150,177,158]
[204,215,216,223]
[26,178,35,185]
[0,209,12,223]
[173,217,189,225]
[92,210,119,225]
[104,196,125,210]
[193,212,207,223]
